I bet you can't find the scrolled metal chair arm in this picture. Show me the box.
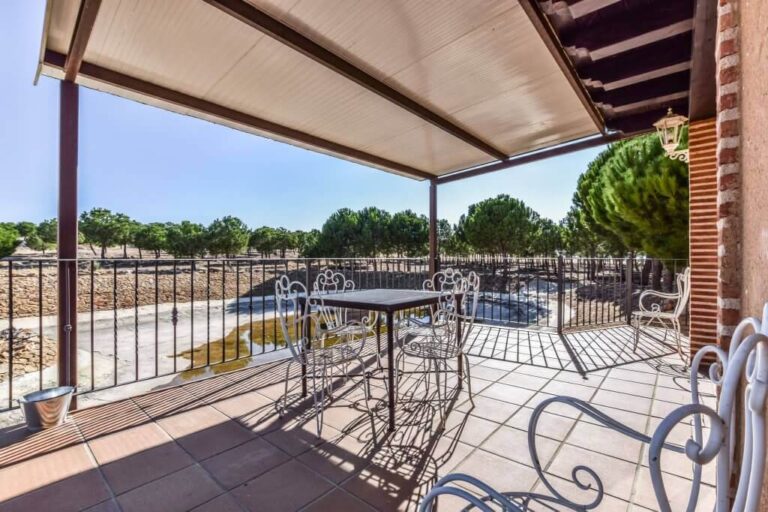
[528,396,684,510]
[420,473,525,512]
[638,289,680,312]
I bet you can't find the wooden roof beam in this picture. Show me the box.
[202,0,509,161]
[44,50,434,181]
[688,0,717,120]
[63,0,102,82]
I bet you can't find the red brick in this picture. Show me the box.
[718,147,739,164]
[719,173,739,190]
[720,308,742,325]
[719,93,738,109]
[719,12,736,30]
[719,38,738,57]
[719,119,739,137]
[719,65,740,85]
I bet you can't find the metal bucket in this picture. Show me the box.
[18,386,75,431]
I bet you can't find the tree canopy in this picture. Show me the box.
[459,195,539,256]
[206,216,249,257]
[0,224,20,258]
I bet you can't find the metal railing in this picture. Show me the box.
[0,255,686,410]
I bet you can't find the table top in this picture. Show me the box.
[306,288,444,312]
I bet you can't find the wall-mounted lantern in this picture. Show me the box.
[653,108,689,163]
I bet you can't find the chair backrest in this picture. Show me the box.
[313,269,355,330]
[424,268,464,292]
[650,302,767,512]
[428,270,481,351]
[672,267,691,318]
[275,275,312,362]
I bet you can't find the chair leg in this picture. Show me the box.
[434,359,444,425]
[280,359,294,417]
[355,356,373,416]
[633,317,641,353]
[672,318,688,367]
[463,353,474,405]
[312,362,327,438]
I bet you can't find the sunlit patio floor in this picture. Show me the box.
[0,325,716,511]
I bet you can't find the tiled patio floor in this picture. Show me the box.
[0,326,715,512]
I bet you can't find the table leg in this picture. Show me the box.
[387,310,395,431]
[456,315,463,390]
[301,301,310,398]
[376,314,382,370]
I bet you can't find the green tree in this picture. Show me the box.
[25,233,48,253]
[165,221,207,258]
[460,195,538,256]
[316,208,360,257]
[15,221,37,238]
[438,219,469,256]
[249,226,277,257]
[206,216,249,257]
[133,223,168,258]
[79,208,128,258]
[38,219,58,248]
[0,225,20,258]
[356,207,391,257]
[115,216,138,258]
[388,210,428,257]
[530,217,562,256]
[576,134,688,260]
[272,227,298,258]
[296,229,320,257]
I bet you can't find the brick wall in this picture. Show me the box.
[715,0,741,348]
[688,119,718,355]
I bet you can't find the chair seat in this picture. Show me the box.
[633,310,675,320]
[303,341,364,367]
[402,337,459,359]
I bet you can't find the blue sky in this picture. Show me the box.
[0,1,605,231]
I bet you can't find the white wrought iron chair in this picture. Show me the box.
[396,271,481,423]
[420,303,768,512]
[397,268,469,341]
[275,275,371,437]
[633,267,691,365]
[313,268,380,365]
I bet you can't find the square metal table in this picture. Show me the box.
[301,288,463,431]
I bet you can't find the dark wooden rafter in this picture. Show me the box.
[577,32,692,86]
[688,0,717,120]
[436,133,633,184]
[592,70,691,107]
[202,0,508,161]
[607,98,689,132]
[558,0,695,50]
[44,50,434,180]
[63,0,102,82]
[518,0,605,132]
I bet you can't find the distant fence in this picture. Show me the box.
[0,255,686,410]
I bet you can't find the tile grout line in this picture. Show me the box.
[626,365,662,509]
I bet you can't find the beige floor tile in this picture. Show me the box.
[633,466,715,510]
[541,380,596,401]
[480,382,536,405]
[506,407,576,441]
[454,449,538,492]
[600,377,656,398]
[499,372,550,391]
[296,432,374,483]
[607,368,658,385]
[443,413,500,446]
[547,444,638,500]
[455,395,521,424]
[157,406,255,460]
[565,421,642,463]
[591,389,652,415]
[480,425,558,468]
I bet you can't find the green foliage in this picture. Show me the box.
[15,221,37,238]
[0,224,20,258]
[272,227,298,258]
[438,219,469,256]
[316,208,360,257]
[249,226,277,257]
[529,218,562,256]
[575,134,689,260]
[206,216,249,257]
[296,229,320,257]
[133,223,168,258]
[79,208,134,258]
[165,221,207,258]
[388,210,428,257]
[37,219,58,246]
[460,195,539,256]
[356,207,391,257]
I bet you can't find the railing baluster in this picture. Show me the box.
[8,261,14,409]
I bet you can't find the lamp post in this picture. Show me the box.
[653,108,689,162]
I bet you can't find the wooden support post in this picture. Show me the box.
[58,81,79,407]
[428,179,438,277]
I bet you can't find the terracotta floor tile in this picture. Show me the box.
[116,465,224,512]
[230,460,333,512]
[263,418,342,457]
[73,400,150,441]
[132,386,206,419]
[190,492,245,512]
[296,432,373,483]
[0,443,96,502]
[302,488,377,511]
[83,498,122,512]
[201,437,290,489]
[454,449,538,493]
[443,413,499,447]
[157,406,255,460]
[0,468,112,512]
